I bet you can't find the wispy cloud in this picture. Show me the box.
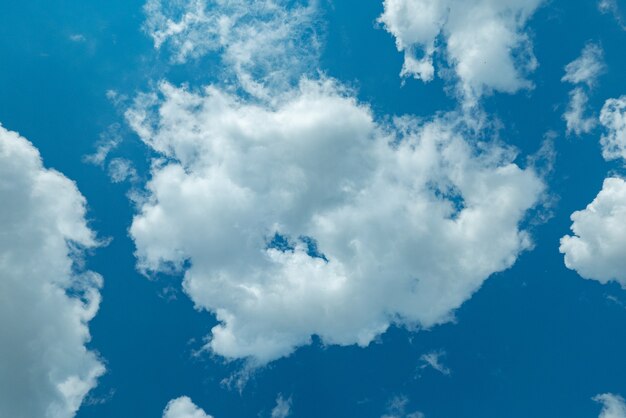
[419,351,451,376]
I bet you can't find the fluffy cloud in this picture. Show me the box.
[562,43,605,88]
[126,77,545,364]
[561,93,626,285]
[561,43,604,136]
[163,397,213,418]
[560,177,626,286]
[563,87,597,136]
[600,96,626,161]
[0,125,104,417]
[378,0,543,101]
[143,0,318,100]
[595,394,626,418]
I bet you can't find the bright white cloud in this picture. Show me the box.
[600,96,626,161]
[595,393,626,418]
[143,0,318,100]
[271,394,292,418]
[126,76,545,365]
[163,397,213,418]
[560,177,626,286]
[378,0,543,101]
[0,125,104,417]
[563,87,597,136]
[562,43,605,88]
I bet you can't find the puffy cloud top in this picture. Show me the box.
[127,78,545,364]
[0,125,104,417]
[163,397,213,418]
[378,0,543,101]
[560,177,626,286]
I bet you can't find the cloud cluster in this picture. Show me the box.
[560,177,626,286]
[126,77,544,364]
[595,393,626,418]
[143,0,318,100]
[163,397,213,418]
[560,90,626,285]
[0,125,104,417]
[562,43,604,136]
[378,0,543,101]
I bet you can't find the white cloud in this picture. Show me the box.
[419,351,450,375]
[595,393,626,418]
[560,177,626,286]
[561,44,604,136]
[107,158,138,183]
[126,77,545,365]
[161,395,290,418]
[143,0,318,100]
[378,0,543,102]
[562,43,605,88]
[563,87,597,136]
[600,96,626,161]
[271,394,292,418]
[0,124,104,417]
[163,397,213,418]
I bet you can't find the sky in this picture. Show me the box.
[1,0,626,417]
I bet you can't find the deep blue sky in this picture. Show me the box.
[1,0,626,417]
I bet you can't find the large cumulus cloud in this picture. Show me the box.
[560,177,626,286]
[0,125,104,417]
[126,78,545,364]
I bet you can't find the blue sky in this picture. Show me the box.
[2,1,626,417]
